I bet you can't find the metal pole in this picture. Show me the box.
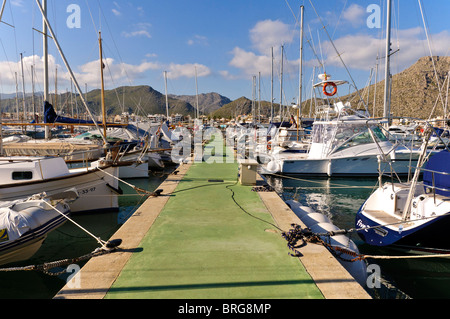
[36,0,108,145]
[298,5,304,127]
[270,47,274,123]
[99,31,107,139]
[383,0,392,124]
[42,0,50,139]
[164,71,169,119]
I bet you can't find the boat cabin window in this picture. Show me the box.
[333,126,388,152]
[12,171,33,180]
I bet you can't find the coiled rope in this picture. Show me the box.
[282,223,450,262]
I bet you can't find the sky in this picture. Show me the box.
[0,0,449,111]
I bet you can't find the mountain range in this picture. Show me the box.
[1,56,448,120]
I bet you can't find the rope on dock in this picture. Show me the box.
[0,240,122,276]
[282,223,450,262]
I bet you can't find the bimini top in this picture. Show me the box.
[423,150,450,197]
[313,73,348,88]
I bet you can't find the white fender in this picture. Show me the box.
[301,213,332,228]
[286,200,367,287]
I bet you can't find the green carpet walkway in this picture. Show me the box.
[104,153,323,299]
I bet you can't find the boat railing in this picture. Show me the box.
[421,166,450,202]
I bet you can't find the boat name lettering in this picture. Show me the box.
[80,187,96,195]
[356,219,369,232]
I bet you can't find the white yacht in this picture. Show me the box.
[261,74,420,176]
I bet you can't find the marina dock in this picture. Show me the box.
[54,147,371,299]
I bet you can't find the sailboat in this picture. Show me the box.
[0,0,121,214]
[355,126,450,253]
[355,0,450,253]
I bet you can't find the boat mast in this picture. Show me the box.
[99,31,107,139]
[280,45,284,121]
[36,0,108,145]
[383,0,392,125]
[42,0,50,139]
[164,71,169,119]
[195,66,199,119]
[270,47,274,123]
[20,53,26,120]
[297,5,304,140]
[298,5,304,128]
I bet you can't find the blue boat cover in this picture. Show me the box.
[423,150,450,196]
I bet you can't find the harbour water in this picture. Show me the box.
[0,166,448,299]
[0,168,173,299]
[265,174,450,299]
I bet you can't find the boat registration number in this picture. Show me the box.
[80,186,96,195]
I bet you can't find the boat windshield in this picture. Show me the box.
[333,126,388,152]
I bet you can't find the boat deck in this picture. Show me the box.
[54,146,370,299]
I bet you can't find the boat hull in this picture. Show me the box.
[268,155,418,176]
[356,207,450,252]
[0,165,120,214]
[0,200,71,266]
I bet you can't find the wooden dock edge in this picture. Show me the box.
[53,161,193,299]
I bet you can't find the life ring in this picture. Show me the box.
[267,141,272,151]
[323,82,337,96]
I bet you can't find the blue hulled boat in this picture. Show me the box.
[355,148,450,253]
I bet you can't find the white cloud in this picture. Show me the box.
[122,23,152,39]
[341,4,366,27]
[250,19,295,54]
[75,58,160,87]
[0,54,161,93]
[166,63,211,79]
[112,9,121,17]
[187,35,208,46]
[10,0,24,7]
[319,27,450,72]
[0,54,60,92]
[219,70,240,80]
[227,19,296,79]
[229,47,272,77]
[122,30,151,38]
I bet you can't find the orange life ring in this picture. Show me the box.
[267,141,272,150]
[323,82,337,96]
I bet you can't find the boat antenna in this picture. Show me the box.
[35,0,109,146]
[307,0,369,113]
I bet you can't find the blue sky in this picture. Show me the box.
[0,0,449,108]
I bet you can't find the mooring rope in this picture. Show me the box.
[0,244,120,276]
[267,172,378,189]
[97,166,158,195]
[44,200,107,248]
[0,195,123,275]
[282,223,450,262]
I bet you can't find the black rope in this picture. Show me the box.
[281,223,366,262]
[0,240,122,276]
[226,180,284,232]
